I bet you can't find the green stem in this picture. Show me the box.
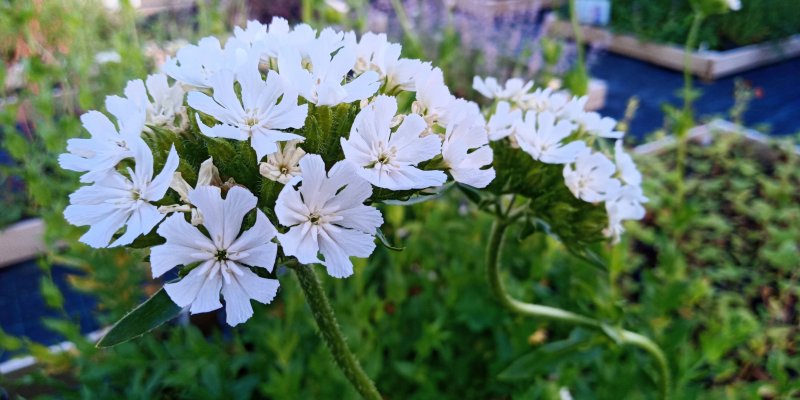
[676,12,704,205]
[486,218,671,400]
[390,0,422,57]
[568,0,586,69]
[294,264,382,400]
[567,0,589,95]
[681,12,705,118]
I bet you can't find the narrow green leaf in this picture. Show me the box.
[375,228,404,252]
[96,288,182,348]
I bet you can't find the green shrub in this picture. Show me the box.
[610,0,800,50]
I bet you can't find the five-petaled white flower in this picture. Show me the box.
[275,155,383,279]
[473,76,534,103]
[441,112,495,188]
[163,36,246,88]
[563,149,621,203]
[64,141,179,248]
[259,140,306,184]
[109,75,186,129]
[614,140,642,186]
[152,186,280,326]
[412,67,454,127]
[516,111,588,164]
[341,95,446,190]
[59,109,144,183]
[188,60,308,161]
[487,101,522,141]
[277,43,380,106]
[355,32,429,91]
[604,184,648,243]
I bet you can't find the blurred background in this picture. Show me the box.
[0,0,798,398]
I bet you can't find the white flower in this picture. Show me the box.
[442,98,482,127]
[159,157,223,225]
[563,150,621,203]
[604,184,648,243]
[473,76,534,102]
[614,140,642,186]
[285,24,351,61]
[228,18,291,61]
[108,75,186,129]
[259,140,306,184]
[143,74,186,127]
[516,111,587,164]
[58,109,143,183]
[340,95,446,190]
[277,42,380,106]
[188,61,308,161]
[412,67,454,126]
[487,101,522,141]
[63,142,179,248]
[152,186,279,326]
[355,32,429,91]
[556,96,589,119]
[726,0,741,11]
[163,36,246,88]
[441,112,495,188]
[575,111,623,139]
[230,20,268,50]
[275,155,383,278]
[519,87,570,113]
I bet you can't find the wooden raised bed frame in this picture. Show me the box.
[550,20,800,81]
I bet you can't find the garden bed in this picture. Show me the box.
[0,219,46,269]
[550,20,800,80]
[625,120,800,396]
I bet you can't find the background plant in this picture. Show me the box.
[610,0,800,50]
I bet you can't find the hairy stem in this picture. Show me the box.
[486,218,671,400]
[294,264,382,400]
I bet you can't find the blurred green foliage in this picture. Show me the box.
[622,133,800,398]
[610,0,800,50]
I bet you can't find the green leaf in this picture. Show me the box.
[381,182,453,206]
[498,329,595,381]
[375,228,404,252]
[128,231,166,248]
[96,288,182,348]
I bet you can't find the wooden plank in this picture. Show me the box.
[456,0,562,15]
[550,20,800,80]
[0,219,46,268]
[633,119,800,157]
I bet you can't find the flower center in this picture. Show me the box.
[308,212,321,225]
[215,249,228,262]
[377,153,391,165]
[279,165,289,175]
[244,116,258,127]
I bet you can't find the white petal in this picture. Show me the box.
[189,270,223,314]
[277,225,321,265]
[147,145,180,201]
[220,186,257,248]
[164,262,214,308]
[188,186,225,245]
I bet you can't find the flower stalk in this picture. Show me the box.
[293,264,382,400]
[485,217,671,400]
[676,11,705,204]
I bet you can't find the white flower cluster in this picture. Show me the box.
[60,18,496,326]
[475,76,648,243]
